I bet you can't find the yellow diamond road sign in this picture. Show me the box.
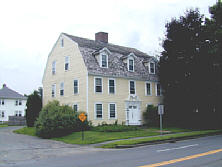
[79,113,87,122]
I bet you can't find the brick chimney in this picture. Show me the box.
[95,32,108,43]
[3,84,6,88]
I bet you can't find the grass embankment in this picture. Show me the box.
[101,130,222,148]
[14,127,188,144]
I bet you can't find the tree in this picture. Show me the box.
[26,90,42,127]
[159,9,206,128]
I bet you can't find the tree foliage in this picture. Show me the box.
[160,5,222,129]
[26,90,42,127]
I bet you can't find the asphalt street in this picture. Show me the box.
[0,126,221,167]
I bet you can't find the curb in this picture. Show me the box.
[114,132,222,149]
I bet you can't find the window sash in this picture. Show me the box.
[109,80,115,94]
[96,104,102,118]
[60,83,64,96]
[65,56,69,70]
[109,104,116,118]
[146,83,151,95]
[157,83,161,96]
[74,80,78,94]
[52,84,56,97]
[129,59,134,71]
[95,78,102,93]
[130,81,135,94]
[73,105,78,112]
[52,61,56,74]
[150,62,155,74]
[101,55,107,67]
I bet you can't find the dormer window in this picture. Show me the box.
[149,62,155,74]
[128,58,134,72]
[101,54,108,68]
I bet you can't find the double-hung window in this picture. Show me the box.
[61,39,64,47]
[146,82,152,96]
[74,80,78,94]
[101,54,108,68]
[109,103,116,119]
[156,83,162,96]
[95,103,103,119]
[149,62,155,74]
[108,79,115,94]
[73,104,78,112]
[19,100,22,105]
[95,78,102,93]
[0,111,4,118]
[65,56,69,71]
[0,99,4,105]
[129,81,135,95]
[52,61,56,75]
[60,82,64,96]
[52,84,56,97]
[15,100,18,106]
[128,59,134,72]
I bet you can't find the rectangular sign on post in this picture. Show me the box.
[158,104,164,115]
[158,104,164,135]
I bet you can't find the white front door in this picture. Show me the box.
[127,104,140,125]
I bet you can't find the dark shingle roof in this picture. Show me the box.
[0,85,27,100]
[63,33,159,81]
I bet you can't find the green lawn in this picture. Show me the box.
[101,130,222,148]
[14,127,191,145]
[0,124,8,128]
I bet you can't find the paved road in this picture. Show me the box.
[0,127,222,167]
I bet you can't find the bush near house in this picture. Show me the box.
[143,105,159,127]
[35,100,90,138]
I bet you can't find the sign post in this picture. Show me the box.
[158,104,164,135]
[78,113,87,141]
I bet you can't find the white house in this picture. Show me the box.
[0,84,27,122]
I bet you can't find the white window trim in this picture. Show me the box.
[94,102,103,119]
[73,79,79,95]
[73,103,78,112]
[108,78,116,94]
[94,77,103,94]
[145,82,152,96]
[128,57,135,72]
[100,53,108,68]
[65,56,69,71]
[108,103,117,120]
[129,80,136,95]
[149,62,155,74]
[155,83,162,96]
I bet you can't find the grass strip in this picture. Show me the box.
[100,130,222,148]
[14,127,36,136]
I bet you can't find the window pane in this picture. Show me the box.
[157,83,161,96]
[109,80,115,94]
[102,55,107,67]
[146,83,151,95]
[73,105,78,112]
[74,80,78,94]
[95,78,102,93]
[130,81,135,94]
[96,104,102,118]
[150,63,155,74]
[129,59,134,71]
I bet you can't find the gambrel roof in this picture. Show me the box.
[0,85,27,100]
[63,33,159,81]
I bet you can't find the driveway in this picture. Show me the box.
[0,126,104,166]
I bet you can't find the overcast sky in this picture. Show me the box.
[0,0,216,95]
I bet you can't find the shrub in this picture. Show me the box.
[35,101,90,138]
[143,105,159,126]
